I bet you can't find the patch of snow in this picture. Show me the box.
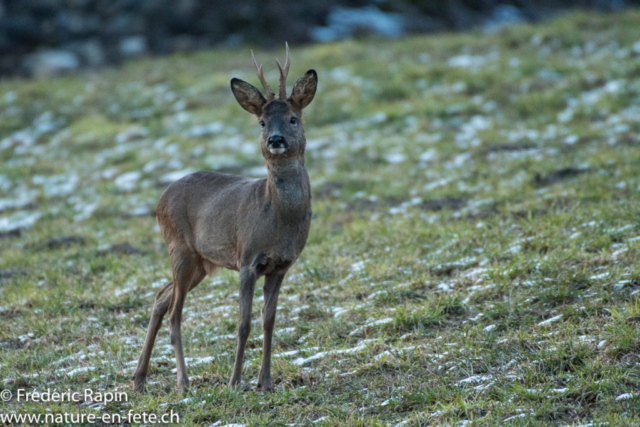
[448,55,487,68]
[436,282,453,292]
[616,393,636,401]
[115,127,149,144]
[349,318,393,336]
[419,149,438,162]
[114,171,142,191]
[370,112,387,124]
[564,135,579,145]
[158,169,196,185]
[504,413,529,421]
[367,290,387,300]
[33,174,78,197]
[62,366,95,377]
[0,211,41,232]
[425,178,451,191]
[385,153,406,164]
[0,195,33,213]
[185,122,224,137]
[351,261,367,272]
[456,374,493,386]
[274,349,299,358]
[292,340,379,365]
[74,202,99,222]
[537,314,563,326]
[613,280,630,290]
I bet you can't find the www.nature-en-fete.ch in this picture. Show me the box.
[1,388,179,424]
[0,411,180,425]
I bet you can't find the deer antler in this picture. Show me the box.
[275,42,290,100]
[251,50,274,101]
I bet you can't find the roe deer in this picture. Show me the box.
[132,43,317,394]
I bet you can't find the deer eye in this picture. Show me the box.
[290,117,297,124]
[260,120,265,128]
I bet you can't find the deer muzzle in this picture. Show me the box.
[267,135,288,154]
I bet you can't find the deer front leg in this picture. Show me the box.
[230,266,257,388]
[133,280,174,393]
[258,273,284,392]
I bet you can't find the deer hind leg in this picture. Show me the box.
[229,265,258,388]
[258,273,285,392]
[169,248,205,395]
[133,280,174,393]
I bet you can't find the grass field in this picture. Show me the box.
[1,10,640,426]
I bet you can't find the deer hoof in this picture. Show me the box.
[229,376,241,388]
[258,378,273,392]
[132,376,147,394]
[177,378,190,396]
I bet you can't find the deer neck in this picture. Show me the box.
[265,155,310,219]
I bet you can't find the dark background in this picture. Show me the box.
[0,0,635,77]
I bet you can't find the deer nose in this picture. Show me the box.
[267,135,288,154]
[267,135,287,148]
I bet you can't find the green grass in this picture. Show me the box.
[2,9,640,426]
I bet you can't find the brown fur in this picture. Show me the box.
[132,49,318,394]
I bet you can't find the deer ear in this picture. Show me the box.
[290,70,317,110]
[231,78,266,116]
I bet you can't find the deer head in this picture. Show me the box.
[231,43,318,160]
